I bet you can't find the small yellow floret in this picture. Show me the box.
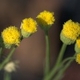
[75,39,80,53]
[1,26,21,46]
[62,20,80,41]
[21,18,37,33]
[76,53,80,64]
[76,39,80,48]
[36,10,55,26]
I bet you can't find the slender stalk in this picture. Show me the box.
[53,60,73,80]
[44,31,50,76]
[53,54,76,80]
[0,47,16,70]
[43,57,74,80]
[55,43,67,66]
[61,57,75,65]
[43,43,67,80]
[4,71,11,80]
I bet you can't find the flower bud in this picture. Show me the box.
[60,20,80,45]
[1,26,21,49]
[36,10,55,31]
[20,18,37,38]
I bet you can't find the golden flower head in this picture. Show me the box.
[20,18,37,38]
[1,26,21,48]
[75,39,80,53]
[76,53,80,64]
[36,10,55,31]
[60,20,80,45]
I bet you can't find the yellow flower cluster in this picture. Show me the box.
[76,53,80,64]
[36,10,55,30]
[62,20,80,41]
[1,10,80,66]
[20,18,37,38]
[1,10,55,48]
[21,18,37,33]
[60,20,80,44]
[37,10,55,25]
[1,26,21,48]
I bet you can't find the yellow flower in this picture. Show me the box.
[76,53,80,64]
[60,20,80,45]
[75,39,80,53]
[76,39,80,48]
[20,18,37,38]
[36,10,55,30]
[1,26,21,48]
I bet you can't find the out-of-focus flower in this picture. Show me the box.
[20,18,37,38]
[75,39,80,53]
[4,62,17,73]
[36,10,55,31]
[60,20,80,45]
[76,53,80,64]
[1,26,21,48]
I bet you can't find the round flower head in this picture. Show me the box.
[4,62,18,72]
[20,18,37,38]
[36,10,55,31]
[60,20,80,45]
[75,39,80,53]
[76,53,80,64]
[1,26,21,48]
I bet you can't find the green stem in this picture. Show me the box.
[43,43,67,80]
[4,71,11,80]
[61,57,75,65]
[53,60,73,80]
[0,47,16,70]
[44,31,50,76]
[53,54,76,80]
[55,43,67,66]
[43,57,73,80]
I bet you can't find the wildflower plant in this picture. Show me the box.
[0,10,80,80]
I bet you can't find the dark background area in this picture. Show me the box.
[0,0,80,80]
